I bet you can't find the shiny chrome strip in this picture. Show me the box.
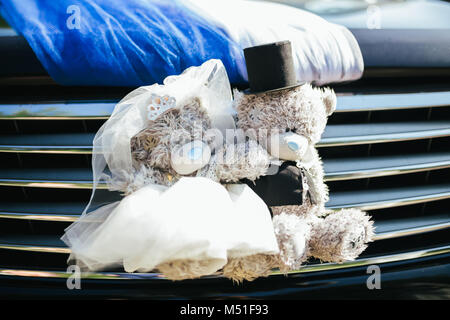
[318,127,450,147]
[0,146,92,154]
[0,153,450,189]
[1,189,449,222]
[336,91,450,112]
[284,245,450,275]
[1,155,449,188]
[0,179,100,189]
[324,159,450,181]
[0,133,95,154]
[1,221,448,253]
[2,125,449,154]
[0,102,115,120]
[0,245,448,280]
[2,155,450,189]
[327,190,450,211]
[0,212,79,222]
[0,91,448,120]
[373,222,450,241]
[0,244,70,254]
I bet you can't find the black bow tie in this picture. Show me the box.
[242,161,304,211]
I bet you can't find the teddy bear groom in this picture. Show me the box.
[222,41,374,282]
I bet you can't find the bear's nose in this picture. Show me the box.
[268,131,309,161]
[188,147,204,160]
[171,141,211,175]
[287,141,300,151]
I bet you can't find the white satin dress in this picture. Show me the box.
[62,177,279,275]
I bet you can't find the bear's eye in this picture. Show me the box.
[249,108,261,121]
[286,127,298,133]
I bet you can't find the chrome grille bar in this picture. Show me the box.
[1,213,448,250]
[320,122,450,147]
[324,152,450,181]
[0,133,94,154]
[335,91,450,112]
[0,102,115,120]
[0,245,448,279]
[327,184,450,211]
[2,185,449,221]
[1,91,449,120]
[1,122,449,153]
[2,153,449,188]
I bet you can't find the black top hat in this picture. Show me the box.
[244,40,304,94]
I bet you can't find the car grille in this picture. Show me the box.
[0,80,449,281]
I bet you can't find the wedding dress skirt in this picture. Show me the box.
[62,177,279,275]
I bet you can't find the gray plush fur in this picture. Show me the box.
[130,97,270,188]
[223,83,374,281]
[157,258,224,281]
[130,98,212,180]
[222,254,278,283]
[272,212,310,272]
[235,83,336,145]
[107,165,174,196]
[210,140,271,183]
[308,208,375,262]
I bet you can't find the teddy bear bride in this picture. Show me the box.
[61,59,279,279]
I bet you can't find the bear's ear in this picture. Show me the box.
[321,87,337,116]
[232,88,245,112]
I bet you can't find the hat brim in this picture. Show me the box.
[243,81,306,95]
